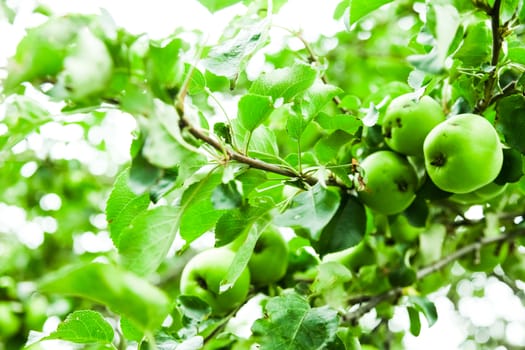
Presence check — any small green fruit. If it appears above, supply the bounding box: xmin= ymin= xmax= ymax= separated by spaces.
xmin=180 ymin=248 xmax=250 ymax=315
xmin=382 ymin=94 xmax=445 ymax=156
xmin=424 ymin=114 xmax=503 ymax=193
xmin=358 ymin=151 xmax=418 ymax=215
xmin=248 ymin=229 xmax=288 ymax=285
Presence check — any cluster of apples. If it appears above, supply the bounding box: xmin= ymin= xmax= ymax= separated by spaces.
xmin=357 ymin=93 xmax=505 ymax=215
xmin=179 ymin=228 xmax=288 ymax=315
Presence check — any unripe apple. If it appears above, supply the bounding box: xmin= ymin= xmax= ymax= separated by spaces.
xmin=423 ymin=114 xmax=503 ymax=193
xmin=358 ymin=151 xmax=419 ymax=215
xmin=248 ymin=229 xmax=288 ymax=286
xmin=180 ymin=248 xmax=250 ymax=315
xmin=382 ymin=94 xmax=445 ymax=156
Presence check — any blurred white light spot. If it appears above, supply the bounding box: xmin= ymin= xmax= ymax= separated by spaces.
xmin=17 ymin=222 xmax=45 ymax=249
xmin=514 ymin=216 xmax=524 ymax=224
xmin=0 ymin=203 xmax=27 ymax=233
xmin=35 ymin=216 xmax=58 ymax=234
xmin=11 ymin=139 xmax=28 ymax=154
xmin=464 ymin=205 xmax=483 ymax=220
xmin=43 ymin=316 xmax=61 ymax=334
xmin=73 ymin=231 xmax=114 ymax=254
xmin=90 ymin=213 xmax=107 ymax=230
xmin=506 ymin=321 xmax=525 ymax=346
xmin=87 ymin=125 xmax=104 ymax=145
xmin=20 ymin=161 xmax=38 ymax=178
xmin=0 ymin=123 xmax=7 ymax=135
xmin=39 ymin=193 xmax=62 ymax=211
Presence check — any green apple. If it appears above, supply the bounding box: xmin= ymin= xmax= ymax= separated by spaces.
xmin=322 ymin=241 xmax=376 ymax=272
xmin=0 ymin=302 xmax=21 ymax=339
xmin=358 ymin=150 xmax=419 ymax=215
xmin=180 ymin=248 xmax=250 ymax=315
xmin=248 ymin=229 xmax=289 ymax=285
xmin=388 ymin=214 xmax=423 ymax=243
xmin=382 ymin=94 xmax=445 ymax=156
xmin=424 ymin=113 xmax=503 ymax=193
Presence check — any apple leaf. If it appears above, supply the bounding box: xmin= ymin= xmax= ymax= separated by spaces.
xmin=105 ymin=169 xmax=150 ymax=244
xmin=252 ymin=292 xmax=338 ymax=349
xmin=4 ymin=15 xmax=87 ymax=92
xmin=315 ymin=113 xmax=362 ymax=134
xmin=407 ymin=296 xmax=438 ymax=328
xmin=220 ymin=207 xmax=273 ymax=292
xmin=146 ymin=38 xmax=186 ymax=102
xmin=347 ymin=0 xmax=394 ymax=27
xmin=118 ymin=206 xmax=179 ymax=276
xmin=313 ymin=195 xmax=366 ymax=256
xmin=204 ymin=17 xmax=268 ymax=78
xmin=238 ymin=94 xmax=274 ymax=132
xmin=54 ymin=27 xmax=113 ymax=101
xmin=179 ymin=172 xmax=226 ymax=244
xmin=453 ymin=21 xmax=491 ymax=67
xmin=211 ymin=180 xmax=244 ymax=210
xmin=1 ymin=95 xmax=52 ymax=152
xmin=120 ymin=317 xmax=144 ymax=342
xmin=250 ymin=63 xmax=317 ymax=103
xmin=43 ymin=310 xmax=114 ymax=344
xmin=197 ymin=0 xmax=243 ymax=13
xmin=407 ymin=306 xmax=422 ymax=336
xmin=426 ymin=4 xmax=461 ymax=67
xmin=38 ymin=262 xmax=171 ymax=332
xmin=496 ymin=94 xmax=525 ymax=154
xmin=274 ymin=184 xmax=341 ymax=241
xmin=299 ymin=82 xmax=343 ymax=119
xmin=311 ymin=262 xmax=352 ymax=310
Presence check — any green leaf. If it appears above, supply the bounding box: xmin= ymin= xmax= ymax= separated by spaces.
xmin=179 ymin=172 xmax=225 ymax=244
xmin=120 ymin=317 xmax=144 ymax=342
xmin=118 ymin=206 xmax=179 ymax=276
xmin=55 ymin=27 xmax=113 ymax=101
xmin=407 ymin=296 xmax=438 ymax=328
xmin=238 ymin=94 xmax=274 ymax=132
xmin=250 ymin=63 xmax=317 ymax=103
xmin=315 ymin=113 xmax=362 ymax=134
xmin=197 ymin=0 xmax=243 ymax=12
xmin=146 ymin=38 xmax=185 ymax=101
xmin=426 ymin=4 xmax=460 ymax=68
xmin=204 ymin=18 xmax=268 ymax=78
xmin=313 ymin=195 xmax=366 ymax=256
xmin=407 ymin=306 xmax=421 ymax=336
xmin=39 ymin=262 xmax=171 ymax=332
xmin=143 ymin=102 xmax=205 ymax=171
xmin=211 ymin=181 xmax=243 ymax=210
xmin=177 ymin=295 xmax=212 ymax=322
xmin=4 ymin=15 xmax=88 ymax=92
xmin=275 ymin=184 xmax=341 ymax=241
xmin=496 ymin=94 xmax=525 ymax=154
xmin=185 ymin=63 xmax=207 ymax=95
xmin=313 ymin=130 xmax=354 ymax=164
xmin=252 ymin=292 xmax=338 ymax=349
xmin=44 ymin=310 xmax=114 ymax=344
xmin=312 ymin=262 xmax=352 ymax=310
xmin=105 ymin=169 xmax=150 ymax=244
xmin=348 ymin=0 xmax=394 ymax=26
xmin=220 ymin=208 xmax=272 ymax=292
xmin=299 ymin=82 xmax=343 ymax=119
xmin=453 ymin=21 xmax=491 ymax=67
xmin=0 ymin=95 xmax=52 ymax=152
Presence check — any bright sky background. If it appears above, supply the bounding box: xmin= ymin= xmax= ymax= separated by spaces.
xmin=2 ymin=1 xmax=525 ymax=349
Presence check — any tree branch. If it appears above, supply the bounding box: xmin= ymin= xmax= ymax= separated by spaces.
xmin=475 ymin=0 xmax=503 ymax=113
xmin=341 ymin=228 xmax=524 ymax=325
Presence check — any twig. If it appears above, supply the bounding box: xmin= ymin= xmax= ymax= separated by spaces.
xmin=341 ymin=228 xmax=524 ymax=325
xmin=475 ymin=0 xmax=503 ymax=113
